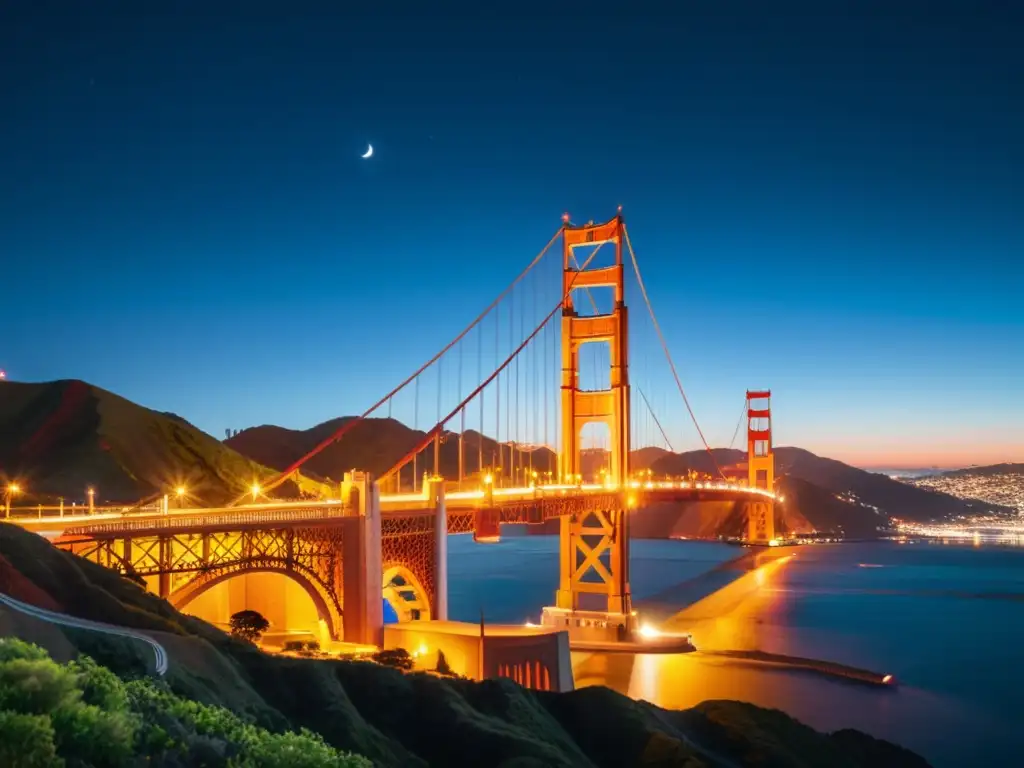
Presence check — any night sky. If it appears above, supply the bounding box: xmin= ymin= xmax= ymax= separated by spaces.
xmin=2 ymin=2 xmax=1021 ymax=469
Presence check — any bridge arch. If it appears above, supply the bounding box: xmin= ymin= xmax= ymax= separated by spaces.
xmin=382 ymin=564 xmax=431 ymax=622
xmin=169 ymin=561 xmax=343 ymax=640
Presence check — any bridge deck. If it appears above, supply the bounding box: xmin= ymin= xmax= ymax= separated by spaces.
xmin=8 ymin=482 xmax=774 ymax=540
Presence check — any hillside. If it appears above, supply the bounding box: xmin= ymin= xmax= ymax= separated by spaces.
xmin=776 ymin=476 xmax=888 ymax=538
xmin=0 ymin=379 xmax=326 ymax=506
xmin=228 ymin=419 xmax=559 ymax=485
xmin=904 ymin=463 xmax=1024 ymax=514
xmin=0 ymin=522 xmax=930 ymax=767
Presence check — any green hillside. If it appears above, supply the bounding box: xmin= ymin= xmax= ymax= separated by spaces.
xmin=0 ymin=523 xmax=930 ymax=767
xmin=0 ymin=380 xmax=327 ymax=506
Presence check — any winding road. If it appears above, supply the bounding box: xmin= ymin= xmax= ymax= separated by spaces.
xmin=0 ymin=591 xmax=168 ymax=675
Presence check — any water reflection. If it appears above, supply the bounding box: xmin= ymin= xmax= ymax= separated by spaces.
xmin=567 ymin=543 xmax=1023 ymax=768
xmin=448 ymin=535 xmax=1024 ymax=767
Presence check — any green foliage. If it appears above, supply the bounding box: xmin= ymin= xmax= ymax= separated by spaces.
xmin=0 ymin=710 xmax=61 ymax=768
xmin=0 ymin=638 xmax=372 ymax=768
xmin=0 ymin=638 xmax=50 ymax=663
xmin=229 ymin=610 xmax=270 ymax=642
xmin=371 ymin=648 xmax=413 ymax=670
xmin=0 ymin=657 xmax=80 ymax=713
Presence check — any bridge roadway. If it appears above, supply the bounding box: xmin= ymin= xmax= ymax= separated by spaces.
xmin=11 ymin=481 xmax=775 ymax=540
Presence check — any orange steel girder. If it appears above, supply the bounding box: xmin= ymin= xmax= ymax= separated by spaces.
xmin=556 ymin=213 xmax=632 ymax=618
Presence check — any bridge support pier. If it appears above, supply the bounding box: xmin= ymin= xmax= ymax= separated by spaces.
xmin=543 ymin=501 xmax=636 ymax=642
xmin=425 ymin=477 xmax=448 ymax=621
xmin=341 ymin=471 xmax=383 ymax=646
xmin=746 ymin=499 xmax=775 ymax=543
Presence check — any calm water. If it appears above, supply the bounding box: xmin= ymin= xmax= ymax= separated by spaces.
xmin=447 ymin=533 xmax=1024 ymax=768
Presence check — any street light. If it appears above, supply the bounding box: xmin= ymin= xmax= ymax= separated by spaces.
xmin=5 ymin=483 xmax=21 ymax=518
xmin=87 ymin=487 xmax=95 ymax=514
xmin=176 ymin=486 xmax=186 ymax=508
xmin=250 ymin=483 xmax=260 ymax=502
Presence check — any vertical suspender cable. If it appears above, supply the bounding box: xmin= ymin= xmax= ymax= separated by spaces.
xmin=624 ymin=226 xmax=724 ymax=479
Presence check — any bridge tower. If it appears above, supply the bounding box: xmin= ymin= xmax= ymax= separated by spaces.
xmin=558 ymin=212 xmax=631 ymax=485
xmin=549 ymin=211 xmax=634 ymax=639
xmin=745 ymin=390 xmax=776 ymax=542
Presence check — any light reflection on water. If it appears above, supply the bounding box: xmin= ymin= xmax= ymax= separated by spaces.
xmin=447 ymin=533 xmax=1024 ymax=768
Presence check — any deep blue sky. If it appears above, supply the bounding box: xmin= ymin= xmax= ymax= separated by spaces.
xmin=2 ymin=2 xmax=1021 ymax=468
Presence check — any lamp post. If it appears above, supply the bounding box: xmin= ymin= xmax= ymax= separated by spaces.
xmin=4 ymin=484 xmax=20 ymax=518
xmin=176 ymin=486 xmax=186 ymax=509
xmin=87 ymin=487 xmax=95 ymax=514
xmin=250 ymin=483 xmax=260 ymax=503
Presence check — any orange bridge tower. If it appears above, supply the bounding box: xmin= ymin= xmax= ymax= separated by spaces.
xmin=745 ymin=389 xmax=776 ymax=542
xmin=547 ymin=211 xmax=634 ymax=639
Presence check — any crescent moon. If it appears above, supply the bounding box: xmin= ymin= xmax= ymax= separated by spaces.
xmin=361 ymin=144 xmax=373 ymax=159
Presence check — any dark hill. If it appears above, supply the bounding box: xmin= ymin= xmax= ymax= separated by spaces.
xmin=630 ymin=446 xmax=674 ymax=470
xmin=774 ymin=447 xmax=1013 ymax=520
xmin=0 ymin=379 xmax=326 ymax=505
xmin=228 ymin=419 xmax=560 ymax=485
xmin=939 ymin=462 xmax=1024 ymax=478
xmin=648 ymin=446 xmax=1008 ymax=523
xmin=776 ymin=476 xmax=887 ymax=538
xmin=0 ymin=522 xmax=930 ymax=768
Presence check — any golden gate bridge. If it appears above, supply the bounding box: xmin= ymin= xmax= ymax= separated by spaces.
xmin=10 ymin=210 xmax=778 ymax=670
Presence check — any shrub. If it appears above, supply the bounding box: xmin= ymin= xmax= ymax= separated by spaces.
xmin=229 ymin=610 xmax=270 ymax=643
xmin=371 ymin=648 xmax=414 ymax=671
xmin=0 ymin=710 xmax=60 ymax=768
xmin=283 ymin=639 xmax=321 ymax=653
xmin=0 ymin=637 xmax=372 ymax=767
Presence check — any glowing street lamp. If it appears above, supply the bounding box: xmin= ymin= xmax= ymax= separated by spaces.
xmin=5 ymin=483 xmax=21 ymax=518
xmin=176 ymin=486 xmax=186 ymax=508
xmin=86 ymin=486 xmax=95 ymax=514
xmin=250 ymin=483 xmax=261 ymax=502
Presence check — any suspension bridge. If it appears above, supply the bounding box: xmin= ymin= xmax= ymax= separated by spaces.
xmin=10 ymin=210 xmax=778 ymax=652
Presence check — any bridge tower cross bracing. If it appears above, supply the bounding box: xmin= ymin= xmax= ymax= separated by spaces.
xmin=552 ymin=212 xmax=634 ymax=633
xmin=745 ymin=390 xmax=776 ymax=542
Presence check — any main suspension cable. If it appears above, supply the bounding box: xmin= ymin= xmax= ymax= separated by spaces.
xmin=233 ymin=226 xmax=565 ymax=502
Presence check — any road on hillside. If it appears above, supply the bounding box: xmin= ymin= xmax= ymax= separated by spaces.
xmin=0 ymin=591 xmax=168 ymax=675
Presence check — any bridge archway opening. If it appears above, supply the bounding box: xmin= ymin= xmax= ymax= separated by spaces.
xmin=578 ymin=421 xmax=611 ymax=482
xmin=173 ymin=569 xmax=332 ymax=648
xmin=577 ymin=340 xmax=612 ymax=393
xmin=382 ymin=565 xmax=431 ymax=623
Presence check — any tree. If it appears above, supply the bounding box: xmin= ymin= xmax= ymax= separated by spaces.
xmin=435 ymin=650 xmax=453 ymax=676
xmin=229 ymin=610 xmax=270 ymax=643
